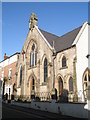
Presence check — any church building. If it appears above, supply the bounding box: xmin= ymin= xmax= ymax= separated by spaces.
xmin=15 ymin=13 xmax=90 ymax=102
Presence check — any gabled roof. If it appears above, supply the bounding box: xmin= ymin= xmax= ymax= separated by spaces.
xmin=54 ymin=26 xmax=82 ymax=52
xmin=39 ymin=29 xmax=59 ymax=47
xmin=39 ymin=26 xmax=82 ymax=53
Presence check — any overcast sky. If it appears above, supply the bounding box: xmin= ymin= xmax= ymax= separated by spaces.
xmin=1 ymin=2 xmax=88 ymax=61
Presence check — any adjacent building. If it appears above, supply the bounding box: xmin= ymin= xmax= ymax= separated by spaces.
xmin=0 ymin=53 xmax=20 ymax=99
xmin=14 ymin=13 xmax=90 ymax=102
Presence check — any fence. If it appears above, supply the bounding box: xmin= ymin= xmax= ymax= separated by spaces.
xmin=35 ymin=92 xmax=52 ymax=101
xmin=14 ymin=90 xmax=87 ymax=103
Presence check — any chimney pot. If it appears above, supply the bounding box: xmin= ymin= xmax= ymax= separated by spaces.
xmin=4 ymin=53 xmax=8 ymax=60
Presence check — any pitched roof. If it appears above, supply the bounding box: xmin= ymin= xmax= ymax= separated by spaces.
xmin=39 ymin=29 xmax=59 ymax=47
xmin=39 ymin=26 xmax=82 ymax=53
xmin=0 ymin=52 xmax=20 ymax=63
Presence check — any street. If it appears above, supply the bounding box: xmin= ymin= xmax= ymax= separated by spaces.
xmin=2 ymin=102 xmax=87 ymax=120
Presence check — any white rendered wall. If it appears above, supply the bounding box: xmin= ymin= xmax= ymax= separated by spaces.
xmin=0 ymin=54 xmax=18 ymax=68
xmin=5 ymin=84 xmax=12 ymax=95
xmin=76 ymin=24 xmax=89 ymax=101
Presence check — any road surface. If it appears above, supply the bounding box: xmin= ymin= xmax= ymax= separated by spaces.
xmin=2 ymin=102 xmax=87 ymax=120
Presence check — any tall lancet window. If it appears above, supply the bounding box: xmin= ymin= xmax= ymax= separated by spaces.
xmin=44 ymin=58 xmax=48 ymax=82
xmin=30 ymin=43 xmax=37 ymax=67
xmin=32 ymin=53 xmax=34 ymax=67
xmin=20 ymin=66 xmax=22 ymax=85
xmin=35 ymin=49 xmax=37 ymax=66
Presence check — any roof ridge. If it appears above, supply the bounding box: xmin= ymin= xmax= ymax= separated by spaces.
xmin=59 ymin=26 xmax=82 ymax=38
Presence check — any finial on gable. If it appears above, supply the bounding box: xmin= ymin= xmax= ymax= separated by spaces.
xmin=29 ymin=12 xmax=38 ymax=30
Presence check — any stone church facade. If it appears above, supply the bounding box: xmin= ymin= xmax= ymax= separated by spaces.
xmin=15 ymin=13 xmax=90 ymax=102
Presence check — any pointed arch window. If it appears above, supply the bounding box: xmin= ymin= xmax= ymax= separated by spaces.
xmin=84 ymin=75 xmax=87 ymax=81
xmin=30 ymin=43 xmax=37 ymax=67
xmin=88 ymin=74 xmax=90 ymax=82
xmin=69 ymin=77 xmax=73 ymax=92
xmin=20 ymin=66 xmax=22 ymax=85
xmin=44 ymin=58 xmax=48 ymax=82
xmin=62 ymin=56 xmax=66 ymax=68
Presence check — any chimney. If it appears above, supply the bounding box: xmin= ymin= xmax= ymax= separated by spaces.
xmin=4 ymin=53 xmax=8 ymax=60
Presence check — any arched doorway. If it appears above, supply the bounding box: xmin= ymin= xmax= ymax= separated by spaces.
xmin=30 ymin=76 xmax=35 ymax=95
xmin=57 ymin=77 xmax=63 ymax=100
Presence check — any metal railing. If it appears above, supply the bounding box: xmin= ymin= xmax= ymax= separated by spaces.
xmin=13 ymin=90 xmax=87 ymax=103
xmin=35 ymin=92 xmax=52 ymax=101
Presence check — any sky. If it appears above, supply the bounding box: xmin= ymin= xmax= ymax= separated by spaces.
xmin=1 ymin=2 xmax=88 ymax=61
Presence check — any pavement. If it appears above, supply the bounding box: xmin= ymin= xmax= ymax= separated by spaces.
xmin=2 ymin=101 xmax=88 ymax=120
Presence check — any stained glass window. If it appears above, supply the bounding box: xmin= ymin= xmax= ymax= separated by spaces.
xmin=30 ymin=43 xmax=37 ymax=67
xmin=32 ymin=43 xmax=35 ymax=51
xmin=35 ymin=49 xmax=37 ymax=66
xmin=32 ymin=53 xmax=34 ymax=67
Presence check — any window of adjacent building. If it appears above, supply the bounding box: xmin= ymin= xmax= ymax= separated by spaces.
xmin=30 ymin=43 xmax=37 ymax=67
xmin=58 ymin=77 xmax=63 ymax=95
xmin=13 ymin=83 xmax=15 ymax=93
xmin=84 ymin=75 xmax=87 ymax=81
xmin=69 ymin=77 xmax=73 ymax=92
xmin=44 ymin=58 xmax=48 ymax=82
xmin=6 ymin=88 xmax=8 ymax=93
xmin=9 ymin=69 xmax=12 ymax=80
xmin=9 ymin=88 xmax=10 ymax=95
xmin=1 ymin=71 xmax=4 ymax=81
xmin=20 ymin=66 xmax=22 ymax=85
xmin=62 ymin=56 xmax=66 ymax=68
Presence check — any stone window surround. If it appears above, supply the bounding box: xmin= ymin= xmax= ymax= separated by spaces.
xmin=59 ymin=53 xmax=68 ymax=70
